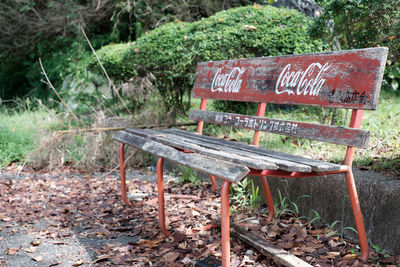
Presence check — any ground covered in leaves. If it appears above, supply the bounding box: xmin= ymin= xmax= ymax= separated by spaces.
xmin=0 ymin=166 xmax=399 ymax=266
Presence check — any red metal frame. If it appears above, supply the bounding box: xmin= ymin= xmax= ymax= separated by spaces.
xmin=157 ymin=158 xmax=172 ymax=237
xmin=220 ymin=180 xmax=231 ymax=267
xmin=196 ymin=98 xmax=217 ymax=191
xmin=252 ymin=103 xmax=266 ymax=147
xmin=119 ymin=143 xmax=132 ymax=207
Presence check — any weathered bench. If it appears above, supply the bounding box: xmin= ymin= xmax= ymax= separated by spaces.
xmin=113 ymin=47 xmax=388 ymax=266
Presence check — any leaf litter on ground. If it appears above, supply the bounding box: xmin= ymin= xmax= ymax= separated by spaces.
xmin=0 ymin=165 xmax=399 ymax=266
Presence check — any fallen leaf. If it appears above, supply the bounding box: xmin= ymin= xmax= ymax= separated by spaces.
xmin=72 ymin=259 xmax=84 ymax=266
xmin=24 ymin=246 xmax=38 ymax=253
xmin=30 ymin=240 xmax=42 ymax=246
xmin=253 ymin=3 xmax=262 ymax=9
xmin=243 ymin=25 xmax=258 ymax=31
xmin=138 ymin=238 xmax=164 ymax=247
xmin=163 ymin=251 xmax=180 ymax=263
xmin=32 ymin=256 xmax=43 ymax=262
xmin=6 ymin=247 xmax=19 ymax=255
xmin=343 ymin=253 xmax=358 ymax=260
xmin=1 ymin=217 xmax=11 ymax=222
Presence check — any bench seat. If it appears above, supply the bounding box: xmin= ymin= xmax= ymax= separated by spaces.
xmin=114 ymin=128 xmax=346 ymax=182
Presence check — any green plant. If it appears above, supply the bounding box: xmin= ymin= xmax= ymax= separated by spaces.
xmin=231 ymin=177 xmax=262 ymax=209
xmin=309 ymin=0 xmax=400 ymax=92
xmin=97 ymin=5 xmax=327 ymax=114
xmin=0 ymin=99 xmax=61 ymax=168
xmin=178 ymin=166 xmax=201 ymax=186
xmin=274 ymin=188 xmax=300 ymax=218
xmin=372 ymin=244 xmax=390 ymax=258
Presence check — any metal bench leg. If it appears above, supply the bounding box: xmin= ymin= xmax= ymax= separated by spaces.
xmin=119 ymin=143 xmax=132 ymax=207
xmin=157 ymin=158 xmax=172 ymax=237
xmin=344 ymin=169 xmax=368 ymax=262
xmin=221 ymin=180 xmax=231 ymax=267
xmin=260 ymin=176 xmax=275 ymax=222
xmin=210 ymin=175 xmax=217 ymax=191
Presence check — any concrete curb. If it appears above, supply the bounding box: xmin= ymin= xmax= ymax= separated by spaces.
xmin=251 ymin=169 xmax=400 ymax=255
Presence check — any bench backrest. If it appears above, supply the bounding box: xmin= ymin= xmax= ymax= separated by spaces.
xmin=189 ymin=47 xmax=388 ymax=151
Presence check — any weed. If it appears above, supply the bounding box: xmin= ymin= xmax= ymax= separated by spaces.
xmin=231 ymin=178 xmax=262 ymax=210
xmin=274 ymin=189 xmax=299 ymax=218
xmin=178 ymin=166 xmax=201 ymax=187
xmin=372 ymin=244 xmax=390 ymax=258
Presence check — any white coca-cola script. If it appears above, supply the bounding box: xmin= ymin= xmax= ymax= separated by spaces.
xmin=211 ymin=67 xmax=245 ymax=93
xmin=275 ymin=63 xmax=331 ymax=96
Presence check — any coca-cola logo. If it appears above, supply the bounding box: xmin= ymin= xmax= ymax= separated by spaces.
xmin=275 ymin=63 xmax=331 ymax=96
xmin=211 ymin=67 xmax=245 ymax=93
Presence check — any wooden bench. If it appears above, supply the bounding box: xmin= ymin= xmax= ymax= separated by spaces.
xmin=113 ymin=47 xmax=388 ymax=266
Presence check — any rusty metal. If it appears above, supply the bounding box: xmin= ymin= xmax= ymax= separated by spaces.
xmin=197 ymin=98 xmax=208 ymax=134
xmin=119 ymin=143 xmax=132 ymax=206
xmin=260 ymin=176 xmax=274 ymax=221
xmin=252 ymin=103 xmax=266 ymax=147
xmin=345 ymin=169 xmax=368 ymax=262
xmin=210 ymin=175 xmax=217 ymax=191
xmin=156 ymin=157 xmax=172 ymax=237
xmin=248 ymin=169 xmax=347 ymax=178
xmin=343 ymin=109 xmax=368 ymax=262
xmin=220 ymin=180 xmax=231 ymax=267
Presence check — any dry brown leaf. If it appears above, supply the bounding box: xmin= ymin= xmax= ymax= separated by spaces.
xmin=30 ymin=240 xmax=42 ymax=246
xmin=6 ymin=247 xmax=19 ymax=255
xmin=343 ymin=253 xmax=358 ymax=260
xmin=72 ymin=259 xmax=84 ymax=266
xmin=243 ymin=25 xmax=258 ymax=31
xmin=32 ymin=256 xmax=43 ymax=262
xmin=1 ymin=217 xmax=11 ymax=222
xmin=163 ymin=251 xmax=180 ymax=263
xmin=24 ymin=246 xmax=37 ymax=253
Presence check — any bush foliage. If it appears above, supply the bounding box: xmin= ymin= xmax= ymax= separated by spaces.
xmin=96 ymin=5 xmax=327 ymax=113
xmin=309 ymin=0 xmax=400 ymax=91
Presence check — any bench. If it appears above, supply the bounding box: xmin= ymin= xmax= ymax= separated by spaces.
xmin=113 ymin=47 xmax=388 ymax=266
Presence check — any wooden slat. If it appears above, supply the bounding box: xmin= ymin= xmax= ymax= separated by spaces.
xmin=167 ymin=129 xmax=342 ymax=172
xmin=189 ymin=110 xmax=370 ymax=148
xmin=157 ymin=129 xmax=314 ymax=172
xmin=148 ymin=129 xmax=313 ymax=172
xmin=193 ymin=47 xmax=387 ymax=110
xmin=231 ymin=222 xmax=313 ymax=267
xmin=125 ymin=128 xmax=278 ymax=170
xmin=113 ymin=131 xmax=250 ymax=182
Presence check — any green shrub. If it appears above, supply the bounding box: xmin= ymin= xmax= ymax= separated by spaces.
xmin=96 ymin=5 xmax=327 ymax=114
xmin=309 ymin=0 xmax=400 ymax=91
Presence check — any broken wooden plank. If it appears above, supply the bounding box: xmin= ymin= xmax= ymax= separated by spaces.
xmin=126 ymin=128 xmax=278 ymax=170
xmin=189 ymin=110 xmax=371 ymax=148
xmin=167 ymin=129 xmax=342 ymax=172
xmin=231 ymin=222 xmax=312 ymax=267
xmin=113 ymin=131 xmax=250 ymax=183
xmin=135 ymin=128 xmax=312 ymax=172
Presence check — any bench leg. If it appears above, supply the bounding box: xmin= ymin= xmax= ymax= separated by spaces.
xmin=260 ymin=176 xmax=275 ymax=222
xmin=157 ymin=158 xmax=172 ymax=237
xmin=119 ymin=143 xmax=132 ymax=207
xmin=220 ymin=180 xmax=231 ymax=267
xmin=210 ymin=175 xmax=217 ymax=191
xmin=344 ymin=170 xmax=369 ymax=262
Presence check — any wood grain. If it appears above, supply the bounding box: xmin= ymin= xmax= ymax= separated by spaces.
xmin=189 ymin=110 xmax=370 ymax=148
xmin=167 ymin=129 xmax=342 ymax=172
xmin=193 ymin=47 xmax=387 ymax=110
xmin=113 ymin=131 xmax=250 ymax=182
